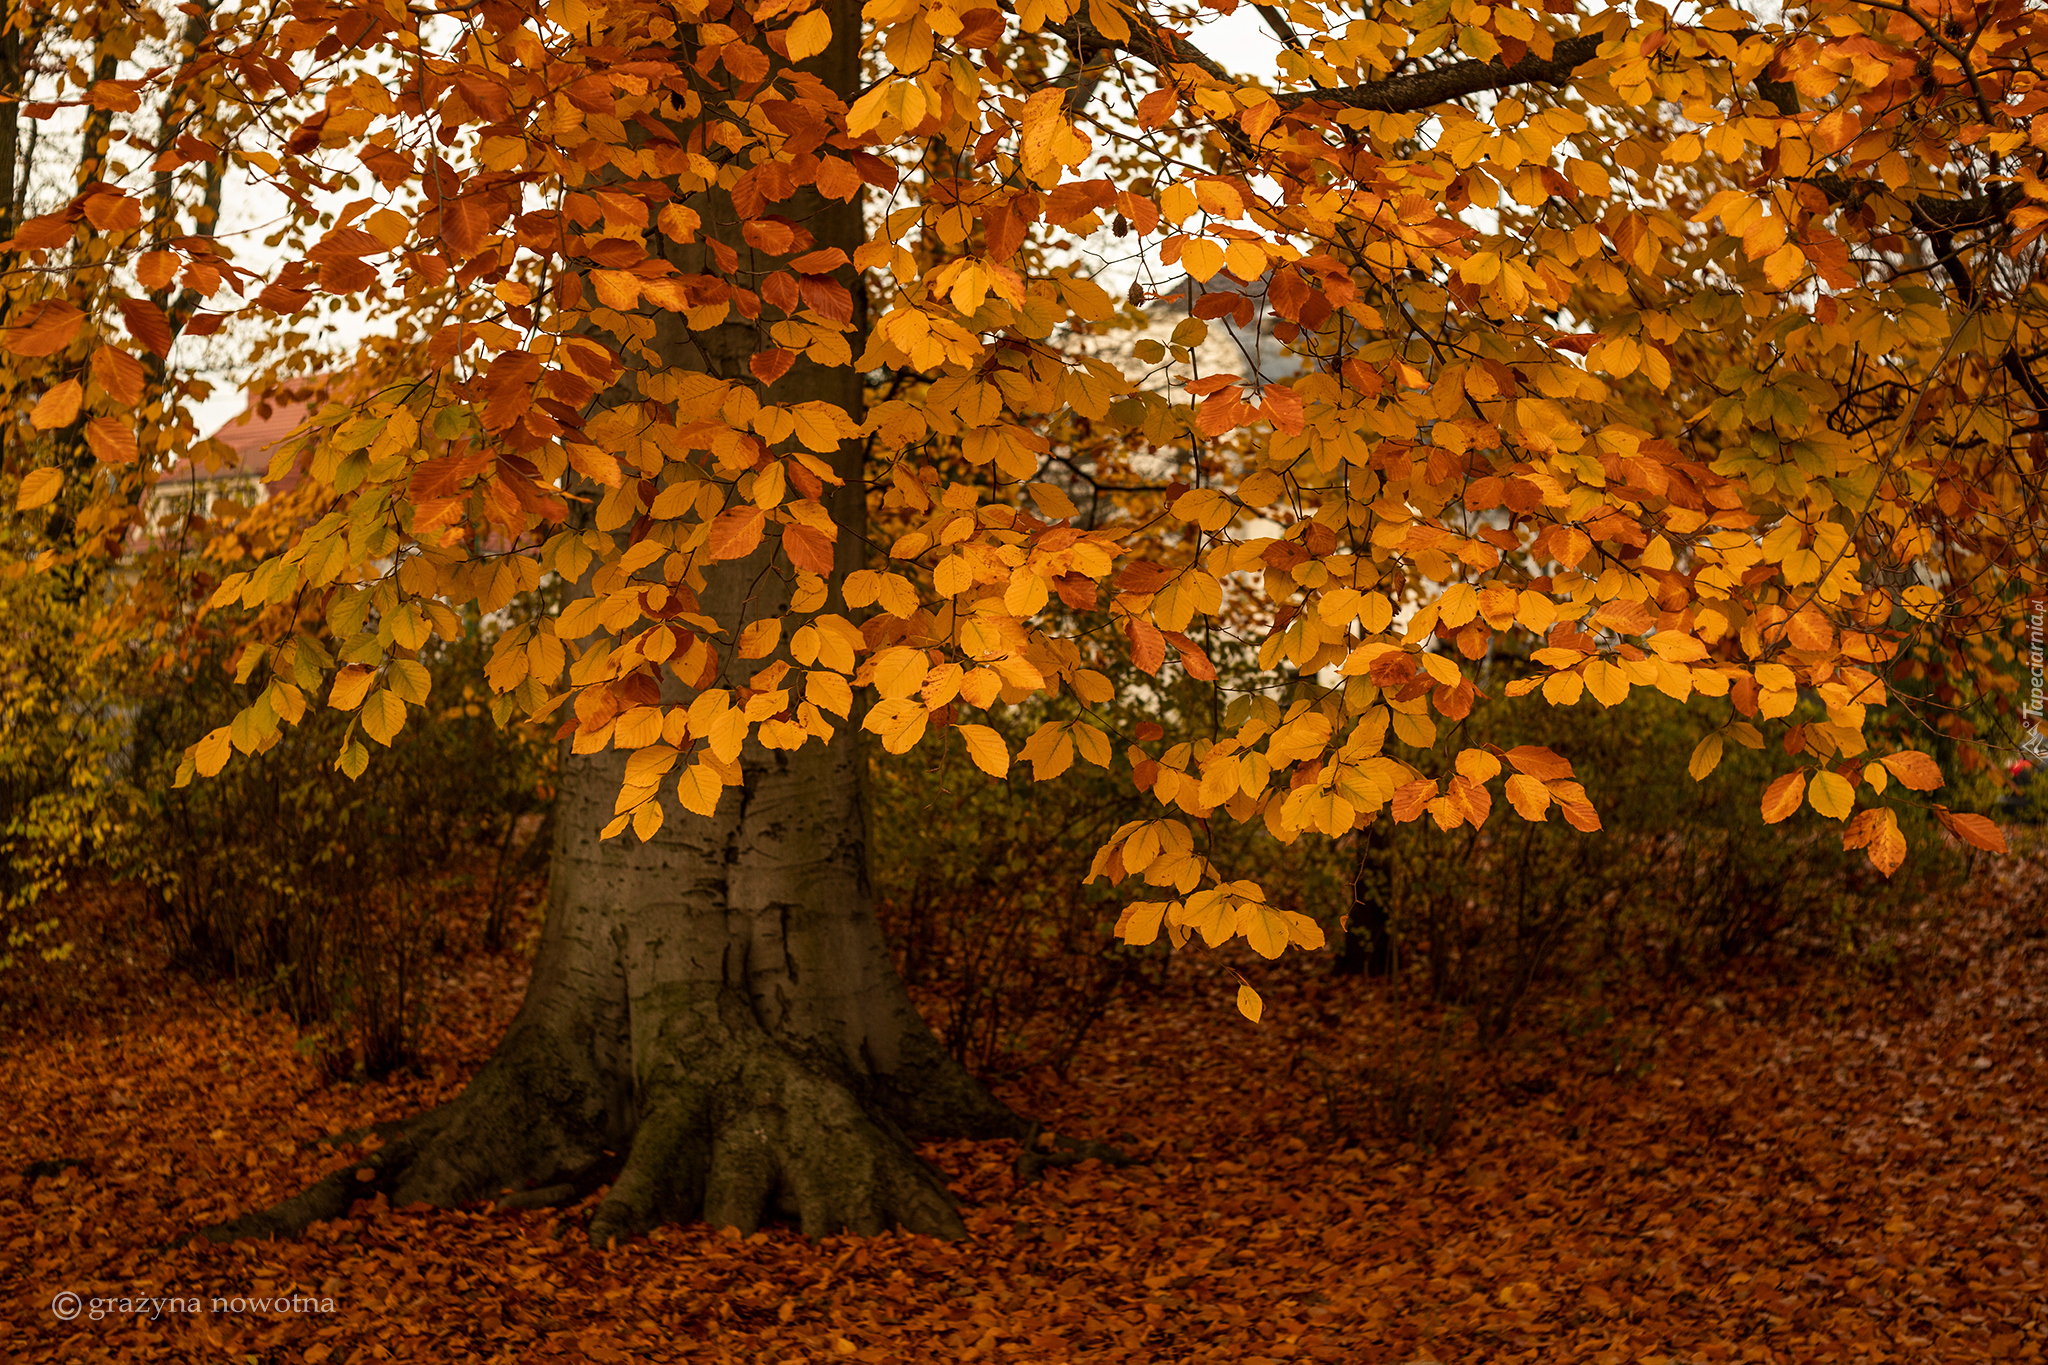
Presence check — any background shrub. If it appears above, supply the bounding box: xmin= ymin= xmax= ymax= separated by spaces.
xmin=114 ymin=612 xmax=554 ymax=1078
xmin=1376 ymin=690 xmax=1966 ymax=1042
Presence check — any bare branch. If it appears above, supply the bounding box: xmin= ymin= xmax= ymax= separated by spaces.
xmin=1053 ymin=8 xmax=1604 ymax=116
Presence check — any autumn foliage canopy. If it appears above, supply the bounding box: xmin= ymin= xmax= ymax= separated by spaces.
xmin=5 ymin=0 xmax=2039 ymax=1009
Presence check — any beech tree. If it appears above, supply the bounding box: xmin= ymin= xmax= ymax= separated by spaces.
xmin=3 ymin=0 xmax=2037 ymax=1242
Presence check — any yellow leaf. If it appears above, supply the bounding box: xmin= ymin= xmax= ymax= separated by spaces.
xmin=1808 ymin=769 xmax=1854 ymax=820
xmin=1504 ymin=773 xmax=1550 ymax=821
xmin=1236 ymin=982 xmax=1263 ymax=1023
xmin=872 ymin=645 xmax=929 ymax=699
xmin=1583 ymin=659 xmax=1629 ymax=707
xmin=632 ymin=801 xmax=664 ymax=842
xmin=789 ymin=402 xmax=855 ymax=452
xmin=194 ymin=726 xmax=232 ymax=778
xmin=957 ymin=723 xmax=1009 ymax=777
xmin=14 ymin=467 xmax=62 ymax=510
xmin=677 ymin=763 xmax=724 ymax=816
xmin=1180 ymin=237 xmax=1224 ymax=282
xmin=1237 ymin=903 xmax=1289 ymax=959
xmin=738 ymin=618 xmax=782 ymax=659
xmin=807 ymin=670 xmax=853 ymax=717
xmin=613 ymin=706 xmax=663 ymax=749
xmin=1025 ymin=481 xmax=1078 ymax=520
xmin=360 ymin=690 xmax=405 ymax=746
xmin=387 ymin=659 xmax=430 ymax=704
xmin=1115 ymin=900 xmax=1168 ymax=946
xmin=1762 ymin=242 xmax=1805 ymax=289
xmin=1454 ymin=748 xmax=1501 ymax=783
xmin=786 ymin=8 xmax=832 ymax=60
xmin=863 ymin=697 xmax=928 ymax=754
xmin=1688 ymin=734 xmax=1723 ymax=781
xmin=330 ymin=666 xmax=375 ymax=711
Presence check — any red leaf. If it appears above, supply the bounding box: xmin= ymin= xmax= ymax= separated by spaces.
xmin=749 ymin=349 xmax=796 ymax=386
xmin=798 ymin=275 xmax=853 ymax=323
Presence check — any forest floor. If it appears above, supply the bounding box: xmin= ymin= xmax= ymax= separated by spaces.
xmin=2 ymin=839 xmax=2045 ymax=1365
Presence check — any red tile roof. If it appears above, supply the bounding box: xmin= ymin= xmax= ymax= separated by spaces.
xmin=165 ymin=380 xmax=333 ymax=494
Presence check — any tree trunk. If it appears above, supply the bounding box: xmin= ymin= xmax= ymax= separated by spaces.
xmin=206 ymin=8 xmax=1025 ymax=1247
xmin=1334 ymin=818 xmax=1394 ymax=977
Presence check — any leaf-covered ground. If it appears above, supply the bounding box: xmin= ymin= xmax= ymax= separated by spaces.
xmin=4 ymin=844 xmax=2044 ymax=1364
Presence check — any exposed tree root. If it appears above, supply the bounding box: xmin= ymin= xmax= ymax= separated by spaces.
xmin=198 ymin=985 xmax=1036 ymax=1247
xmin=1012 ymin=1120 xmax=1133 ymax=1185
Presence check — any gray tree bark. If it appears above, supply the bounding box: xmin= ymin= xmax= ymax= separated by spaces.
xmin=205 ymin=8 xmax=1025 ymax=1247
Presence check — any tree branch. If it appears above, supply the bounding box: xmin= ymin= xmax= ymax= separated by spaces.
xmin=1053 ymin=8 xmax=1605 ymax=117
xmin=1251 ymin=4 xmax=1305 ymax=52
xmin=1273 ymin=33 xmax=1604 ymax=112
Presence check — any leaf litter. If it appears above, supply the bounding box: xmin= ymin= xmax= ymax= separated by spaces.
xmin=2 ymin=841 xmax=2042 ymax=1363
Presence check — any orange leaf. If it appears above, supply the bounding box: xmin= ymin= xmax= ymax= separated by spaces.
xmin=1503 ymin=745 xmax=1572 ymax=782
xmin=14 ymin=467 xmax=63 ymax=511
xmin=783 ymin=522 xmax=837 ymax=574
xmin=1878 ymin=750 xmax=1943 ymax=792
xmin=136 ymin=250 xmax=181 ymax=292
xmin=1391 ymin=779 xmax=1436 ymax=823
xmin=707 ymin=506 xmax=766 ymax=561
xmin=88 ymin=79 xmax=141 ymax=111
xmin=441 ymin=196 xmax=490 ymax=258
xmin=6 ymin=212 xmax=79 ymax=252
xmin=84 ymin=417 xmax=138 ymax=465
xmin=2 ymin=300 xmax=85 ymax=357
xmin=1936 ymin=809 xmax=2007 ymax=854
xmin=118 ymin=297 xmax=174 ymax=357
xmin=1843 ymin=807 xmax=1906 ymax=876
xmin=82 ymin=192 xmax=142 ymax=232
xmin=1760 ymin=770 xmax=1806 ymax=824
xmin=1126 ymin=617 xmax=1166 ymax=675
xmin=91 ymin=346 xmax=147 ymax=408
xmin=30 ymin=379 xmax=83 ymax=431
xmin=1260 ymin=383 xmax=1305 ymax=435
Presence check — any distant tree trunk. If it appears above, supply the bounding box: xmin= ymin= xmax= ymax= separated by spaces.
xmin=1334 ymin=818 xmax=1394 ymax=977
xmin=207 ymin=9 xmax=1024 ymax=1247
